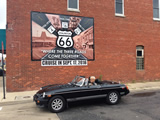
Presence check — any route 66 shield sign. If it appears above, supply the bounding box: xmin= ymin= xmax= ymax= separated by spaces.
xmin=56 ymin=31 xmax=74 ymax=48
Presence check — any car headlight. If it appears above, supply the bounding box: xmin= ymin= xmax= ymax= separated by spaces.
xmin=42 ymin=92 xmax=45 ymax=98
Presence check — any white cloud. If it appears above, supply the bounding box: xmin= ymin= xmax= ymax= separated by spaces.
xmin=0 ymin=0 xmax=6 ymax=29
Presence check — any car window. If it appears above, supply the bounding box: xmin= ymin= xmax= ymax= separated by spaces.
xmin=84 ymin=78 xmax=88 ymax=86
xmin=75 ymin=78 xmax=85 ymax=86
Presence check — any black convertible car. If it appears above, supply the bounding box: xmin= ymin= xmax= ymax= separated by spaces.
xmin=33 ymin=76 xmax=129 ymax=113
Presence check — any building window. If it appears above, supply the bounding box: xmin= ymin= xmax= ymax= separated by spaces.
xmin=153 ymin=0 xmax=160 ymax=19
xmin=136 ymin=46 xmax=144 ymax=70
xmin=67 ymin=0 xmax=79 ymax=12
xmin=115 ymin=0 xmax=124 ymax=16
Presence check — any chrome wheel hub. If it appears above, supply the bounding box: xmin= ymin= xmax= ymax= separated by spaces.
xmin=52 ymin=98 xmax=63 ymax=111
xmin=109 ymin=92 xmax=118 ymax=103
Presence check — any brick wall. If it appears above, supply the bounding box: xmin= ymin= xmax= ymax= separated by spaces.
xmin=6 ymin=0 xmax=160 ymax=92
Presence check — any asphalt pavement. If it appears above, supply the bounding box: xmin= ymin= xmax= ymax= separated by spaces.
xmin=57 ymin=90 xmax=160 ymax=120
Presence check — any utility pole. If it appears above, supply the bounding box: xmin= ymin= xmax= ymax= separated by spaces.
xmin=2 ymin=41 xmax=5 ymax=99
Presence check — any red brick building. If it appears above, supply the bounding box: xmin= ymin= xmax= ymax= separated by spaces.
xmin=6 ymin=0 xmax=160 ymax=92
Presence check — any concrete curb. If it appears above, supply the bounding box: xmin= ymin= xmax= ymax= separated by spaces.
xmin=0 ymin=90 xmax=37 ymax=103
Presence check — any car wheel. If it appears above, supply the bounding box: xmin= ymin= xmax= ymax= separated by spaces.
xmin=48 ymin=95 xmax=66 ymax=113
xmin=106 ymin=91 xmax=120 ymax=105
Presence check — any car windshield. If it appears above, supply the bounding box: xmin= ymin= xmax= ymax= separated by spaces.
xmin=71 ymin=76 xmax=86 ymax=86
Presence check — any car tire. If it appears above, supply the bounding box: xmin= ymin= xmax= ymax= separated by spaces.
xmin=106 ymin=91 xmax=120 ymax=105
xmin=48 ymin=95 xmax=66 ymax=113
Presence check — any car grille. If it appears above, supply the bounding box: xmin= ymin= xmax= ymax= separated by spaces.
xmin=35 ymin=93 xmax=42 ymax=98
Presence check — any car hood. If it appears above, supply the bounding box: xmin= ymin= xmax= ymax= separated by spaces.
xmin=37 ymin=83 xmax=73 ymax=94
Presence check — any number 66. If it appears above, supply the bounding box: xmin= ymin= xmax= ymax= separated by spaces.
xmin=57 ymin=36 xmax=74 ymax=48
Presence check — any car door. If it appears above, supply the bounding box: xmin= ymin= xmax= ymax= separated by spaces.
xmin=86 ymin=84 xmax=102 ymax=97
xmin=69 ymin=84 xmax=102 ymax=101
xmin=65 ymin=79 xmax=103 ymax=100
xmin=63 ymin=78 xmax=89 ymax=99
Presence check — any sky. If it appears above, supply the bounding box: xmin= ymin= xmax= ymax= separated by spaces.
xmin=0 ymin=0 xmax=6 ymax=29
